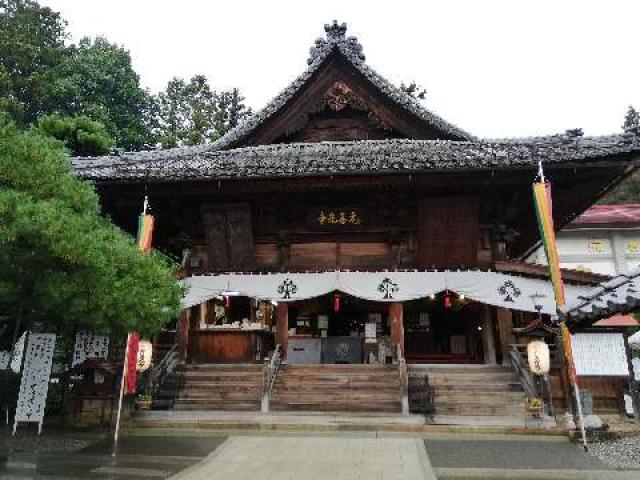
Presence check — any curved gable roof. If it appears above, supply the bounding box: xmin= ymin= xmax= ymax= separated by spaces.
xmin=212 ymin=21 xmax=474 ymax=150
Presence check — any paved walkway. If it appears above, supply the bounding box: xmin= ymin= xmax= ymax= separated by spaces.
xmin=170 ymin=436 xmax=436 ymax=480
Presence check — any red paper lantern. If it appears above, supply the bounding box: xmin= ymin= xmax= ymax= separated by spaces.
xmin=333 ymin=293 xmax=340 ymax=312
xmin=444 ymin=293 xmax=452 ymax=309
xmin=224 ymin=296 xmax=231 ymax=309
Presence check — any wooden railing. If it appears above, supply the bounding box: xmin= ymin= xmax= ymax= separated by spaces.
xmin=261 ymin=344 xmax=282 ymax=413
xmin=396 ymin=344 xmax=409 ymax=415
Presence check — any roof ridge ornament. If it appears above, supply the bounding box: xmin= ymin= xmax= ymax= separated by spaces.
xmin=308 ymin=20 xmax=365 ymax=65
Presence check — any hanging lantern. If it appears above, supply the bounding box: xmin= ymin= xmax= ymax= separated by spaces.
xmin=444 ymin=293 xmax=452 ymax=309
xmin=224 ymin=296 xmax=231 ymax=309
xmin=136 ymin=340 xmax=153 ymax=372
xmin=333 ymin=293 xmax=340 ymax=313
xmin=527 ymin=339 xmax=550 ymax=376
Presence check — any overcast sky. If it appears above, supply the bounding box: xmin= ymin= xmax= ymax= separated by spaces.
xmin=42 ymin=0 xmax=639 ymax=138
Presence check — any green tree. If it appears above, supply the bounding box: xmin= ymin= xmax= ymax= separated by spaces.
xmin=42 ymin=37 xmax=154 ymax=151
xmin=0 ymin=117 xmax=182 ymax=337
xmin=601 ymin=105 xmax=640 ymax=204
xmin=36 ymin=114 xmax=114 ymax=156
xmin=0 ymin=0 xmax=68 ymax=123
xmin=400 ymin=81 xmax=427 ymax=100
xmin=622 ymin=105 xmax=640 ymax=136
xmin=213 ymin=87 xmax=251 ymax=138
xmin=154 ymin=76 xmax=251 ymax=147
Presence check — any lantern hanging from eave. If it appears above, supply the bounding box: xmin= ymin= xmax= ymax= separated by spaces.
xmin=527 ymin=339 xmax=550 ymax=376
xmin=333 ymin=293 xmax=340 ymax=313
xmin=136 ymin=340 xmax=153 ymax=372
xmin=444 ymin=292 xmax=452 ymax=309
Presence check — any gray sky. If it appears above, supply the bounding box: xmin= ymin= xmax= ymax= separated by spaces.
xmin=42 ymin=0 xmax=639 ymax=138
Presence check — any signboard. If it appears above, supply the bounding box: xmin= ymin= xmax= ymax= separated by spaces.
xmin=72 ymin=331 xmax=109 ymax=367
xmin=0 ymin=350 xmax=10 ymax=370
xmin=572 ymin=333 xmax=630 ymax=377
xmin=10 ymin=332 xmax=27 ymax=373
xmin=14 ymin=333 xmax=57 ymax=435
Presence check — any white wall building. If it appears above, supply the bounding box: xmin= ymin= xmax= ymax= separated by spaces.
xmin=528 ymin=204 xmax=640 ymax=276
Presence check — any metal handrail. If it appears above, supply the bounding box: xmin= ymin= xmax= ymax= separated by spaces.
xmin=509 ymin=345 xmax=537 ymax=399
xmin=150 ymin=343 xmax=180 ymax=401
xmin=262 ymin=344 xmax=282 ymax=412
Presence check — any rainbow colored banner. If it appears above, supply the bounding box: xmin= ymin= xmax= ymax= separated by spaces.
xmin=560 ymin=323 xmax=577 ymax=385
xmin=533 ymin=181 xmax=565 ymax=307
xmin=137 ymin=214 xmax=154 ymax=254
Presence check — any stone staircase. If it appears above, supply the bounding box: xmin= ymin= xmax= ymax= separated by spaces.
xmin=409 ymin=364 xmax=526 ymax=417
xmin=154 ymin=363 xmax=264 ymax=411
xmin=270 ymin=364 xmax=403 ymax=413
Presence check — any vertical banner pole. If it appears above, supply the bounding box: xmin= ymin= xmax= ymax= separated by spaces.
xmin=573 ymin=382 xmax=588 ymax=450
xmin=112 ymin=333 xmax=131 ymax=457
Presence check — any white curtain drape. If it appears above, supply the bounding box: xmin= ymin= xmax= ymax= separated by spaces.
xmin=180 ymin=270 xmax=591 ymax=315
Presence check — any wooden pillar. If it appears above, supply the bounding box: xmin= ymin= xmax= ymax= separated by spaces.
xmin=178 ymin=308 xmax=190 ymax=361
xmin=496 ymin=307 xmax=515 ymax=366
xmin=624 ymin=333 xmax=640 ymax=427
xmin=389 ymin=302 xmax=404 ymax=357
xmin=276 ymin=302 xmax=289 ymax=359
xmin=481 ymin=305 xmax=497 ymax=364
xmin=555 ymin=332 xmax=574 ymax=415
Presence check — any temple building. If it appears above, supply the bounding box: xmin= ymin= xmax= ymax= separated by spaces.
xmin=73 ymin=22 xmax=640 ymax=421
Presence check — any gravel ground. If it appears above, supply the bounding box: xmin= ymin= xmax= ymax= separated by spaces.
xmin=588 ymin=434 xmax=640 ymax=470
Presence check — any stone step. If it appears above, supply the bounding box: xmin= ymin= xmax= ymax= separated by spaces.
xmin=173 ymin=401 xmax=260 ymax=411
xmin=273 ymin=391 xmax=400 ymax=401
xmin=275 ymin=383 xmax=400 ymax=393
xmin=176 ymin=363 xmax=264 ymax=373
xmin=409 ymin=365 xmax=512 ymax=373
xmin=424 ymin=382 xmax=523 ymax=391
xmin=434 ymin=404 xmax=524 ymax=416
xmin=433 ymin=391 xmax=525 ymax=402
xmin=269 ymin=400 xmax=401 ymax=413
xmin=177 ymin=381 xmax=262 ymax=389
xmin=177 ymin=392 xmax=262 ymax=402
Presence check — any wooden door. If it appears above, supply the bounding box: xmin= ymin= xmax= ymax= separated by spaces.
xmin=417 ymin=198 xmax=479 ymax=268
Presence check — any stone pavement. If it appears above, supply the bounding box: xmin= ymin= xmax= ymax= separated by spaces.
xmin=2 ymin=426 xmax=640 ymax=480
xmin=170 ymin=436 xmax=436 ymax=480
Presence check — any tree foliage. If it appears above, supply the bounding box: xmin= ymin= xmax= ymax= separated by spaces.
xmin=400 ymin=81 xmax=427 ymax=100
xmin=36 ymin=113 xmax=114 ymax=156
xmin=622 ymin=105 xmax=640 ymax=136
xmin=42 ymin=36 xmax=154 ymax=151
xmin=0 ymin=118 xmax=183 ymax=336
xmin=601 ymin=105 xmax=640 ymax=204
xmin=154 ymin=75 xmax=251 ymax=148
xmin=0 ymin=0 xmax=68 ymax=124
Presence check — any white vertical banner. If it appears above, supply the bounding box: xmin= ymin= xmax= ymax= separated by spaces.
xmin=9 ymin=331 xmax=27 ymax=373
xmin=72 ymin=331 xmax=109 ymax=367
xmin=13 ymin=333 xmax=57 ymax=435
xmin=0 ymin=350 xmax=10 ymax=370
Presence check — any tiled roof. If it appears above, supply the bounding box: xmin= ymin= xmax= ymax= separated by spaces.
xmin=212 ymin=21 xmax=473 ymax=149
xmin=71 ymin=134 xmax=640 ymax=182
xmin=563 ymin=268 xmax=640 ymax=324
xmin=569 ymin=204 xmax=640 ymax=226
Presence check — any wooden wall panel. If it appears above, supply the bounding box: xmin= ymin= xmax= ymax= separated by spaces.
xmin=202 ymin=203 xmax=256 ymax=270
xmin=417 ymin=198 xmax=479 ymax=268
xmin=255 ymin=244 xmax=278 ymax=268
xmin=339 ymin=242 xmax=390 ymax=268
xmin=289 ymin=242 xmax=338 ymax=269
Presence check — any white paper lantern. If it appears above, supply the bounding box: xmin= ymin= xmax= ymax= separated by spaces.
xmin=136 ymin=340 xmax=153 ymax=372
xmin=527 ymin=340 xmax=550 ymax=376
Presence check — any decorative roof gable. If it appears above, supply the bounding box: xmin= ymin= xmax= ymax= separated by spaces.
xmin=213 ymin=21 xmax=473 ymax=150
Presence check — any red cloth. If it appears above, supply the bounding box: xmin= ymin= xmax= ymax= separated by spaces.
xmin=126 ymin=332 xmax=140 ymax=395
